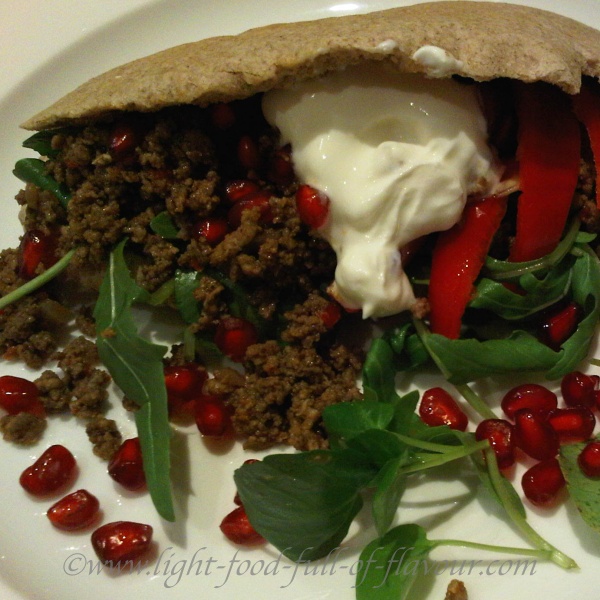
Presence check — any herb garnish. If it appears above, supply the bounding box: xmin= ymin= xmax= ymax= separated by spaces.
xmin=13 ymin=158 xmax=71 ymax=208
xmin=559 ymin=436 xmax=600 ymax=535
xmin=355 ymin=523 xmax=551 ymax=600
xmin=0 ymin=248 xmax=75 ymax=311
xmin=234 ymin=336 xmax=576 ymax=598
xmin=150 ymin=211 xmax=180 ymax=239
xmin=93 ymin=240 xmax=175 ymax=521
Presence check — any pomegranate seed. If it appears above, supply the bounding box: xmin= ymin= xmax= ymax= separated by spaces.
xmin=475 ymin=419 xmax=516 ymax=469
xmin=109 ymin=121 xmax=140 ymax=163
xmin=195 ymin=395 xmax=231 ymax=437
xmin=164 ymin=363 xmax=208 ymax=418
xmin=547 ymin=407 xmax=596 ymax=442
xmin=578 ymin=441 xmax=600 ymax=477
xmin=224 ymin=179 xmax=261 ymax=203
xmin=220 ymin=506 xmax=265 ymax=545
xmin=561 ymin=371 xmax=597 ymax=407
xmin=418 ymin=388 xmax=468 ymax=431
xmin=514 ymin=409 xmax=559 ymax=460
xmin=164 ymin=363 xmax=207 ymax=399
xmin=295 ymin=184 xmax=330 ymax=229
xmin=319 ymin=302 xmax=342 ymax=329
xmin=209 ymin=103 xmax=236 ymax=130
xmin=20 ymin=445 xmax=76 ymax=496
xmin=237 ymin=135 xmax=261 ymax=171
xmin=0 ymin=375 xmax=46 ymax=417
xmin=18 ymin=230 xmax=58 ymax=280
xmin=47 ymin=489 xmax=100 ymax=531
xmin=541 ymin=301 xmax=582 ymax=350
xmin=501 ymin=383 xmax=557 ymax=419
xmin=107 ymin=438 xmax=146 ymax=491
xmin=521 ymin=458 xmax=565 ymax=506
xmin=227 ymin=191 xmax=274 ymax=228
xmin=267 ymin=144 xmax=294 ymax=186
xmin=91 ymin=521 xmax=153 ymax=565
xmin=167 ymin=394 xmax=198 ymax=420
xmin=214 ymin=317 xmax=258 ymax=362
xmin=193 ymin=218 xmax=230 ymax=246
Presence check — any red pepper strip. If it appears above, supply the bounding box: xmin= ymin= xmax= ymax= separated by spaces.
xmin=429 ymin=195 xmax=507 ymax=339
xmin=572 ymin=81 xmax=600 ymax=208
xmin=509 ymin=83 xmax=581 ymax=262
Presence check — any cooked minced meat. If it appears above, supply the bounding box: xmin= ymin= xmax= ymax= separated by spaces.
xmin=574 ymin=158 xmax=600 ymax=233
xmin=70 ymin=368 xmax=111 ymax=419
xmin=85 ymin=416 xmax=122 ymax=461
xmin=445 ymin=580 xmax=468 ymax=600
xmin=0 ymin=413 xmax=46 ymax=445
xmin=1 ymin=99 xmax=358 ymax=451
xmin=35 ymin=370 xmax=71 ymax=414
xmin=0 ymin=295 xmax=58 ymax=368
xmin=53 ymin=335 xmax=100 ymax=379
xmin=225 ymin=340 xmax=362 ymax=450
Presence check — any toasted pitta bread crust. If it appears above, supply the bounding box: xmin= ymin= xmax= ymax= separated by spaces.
xmin=22 ymin=1 xmax=600 ymax=130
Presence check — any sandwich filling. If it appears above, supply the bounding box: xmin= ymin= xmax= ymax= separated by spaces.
xmin=263 ymin=63 xmax=501 ymax=317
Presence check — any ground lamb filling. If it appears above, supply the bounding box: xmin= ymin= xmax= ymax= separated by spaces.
xmin=1 ymin=86 xmax=599 ymax=456
xmin=0 ymin=96 xmax=366 ymax=453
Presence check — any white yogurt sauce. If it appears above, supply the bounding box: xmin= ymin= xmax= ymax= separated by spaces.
xmin=262 ymin=62 xmax=500 ymax=318
xmin=411 ymin=45 xmax=465 ymax=78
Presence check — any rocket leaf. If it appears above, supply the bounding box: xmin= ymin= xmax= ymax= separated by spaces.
xmin=559 ymin=438 xmax=600 ymax=535
xmin=93 ymin=240 xmax=174 ymax=521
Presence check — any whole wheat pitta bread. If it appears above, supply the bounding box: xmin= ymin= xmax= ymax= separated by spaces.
xmin=22 ymin=1 xmax=600 ymax=131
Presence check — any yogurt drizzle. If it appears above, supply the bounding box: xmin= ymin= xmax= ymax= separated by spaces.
xmin=263 ymin=61 xmax=500 ymax=318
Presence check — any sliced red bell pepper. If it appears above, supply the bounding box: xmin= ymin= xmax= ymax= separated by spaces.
xmin=573 ymin=80 xmax=600 ymax=208
xmin=429 ymin=195 xmax=507 ymax=339
xmin=509 ymin=83 xmax=581 ymax=262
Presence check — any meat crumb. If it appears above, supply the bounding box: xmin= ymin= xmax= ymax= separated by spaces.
xmin=445 ymin=579 xmax=468 ymax=600
xmin=0 ymin=413 xmax=46 ymax=445
xmin=53 ymin=335 xmax=99 ymax=380
xmin=34 ymin=370 xmax=71 ymax=414
xmin=226 ymin=340 xmax=362 ymax=450
xmin=411 ymin=297 xmax=430 ymax=320
xmin=70 ymin=368 xmax=111 ymax=418
xmin=85 ymin=416 xmax=122 ymax=460
xmin=75 ymin=306 xmax=97 ymax=337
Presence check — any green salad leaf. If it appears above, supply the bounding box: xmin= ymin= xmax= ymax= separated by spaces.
xmin=234 ymin=451 xmax=376 ymax=561
xmin=559 ymin=438 xmax=600 ymax=535
xmin=355 ymin=524 xmax=435 ymax=600
xmin=0 ymin=248 xmax=75 ymax=311
xmin=13 ymin=158 xmax=71 ymax=208
xmin=546 ymin=246 xmax=600 ymax=379
xmin=370 ymin=456 xmax=409 ymax=536
xmin=204 ymin=267 xmax=268 ymax=336
xmin=21 ymin=129 xmax=69 ymax=158
xmin=150 ymin=211 xmax=180 ymax=239
xmin=471 ymin=259 xmax=572 ymax=320
xmin=419 ymin=330 xmax=559 ymax=384
xmin=93 ymin=240 xmax=174 ymax=521
xmin=322 ymin=401 xmax=394 ymax=449
xmin=174 ymin=269 xmax=201 ymax=324
xmin=363 ymin=337 xmax=401 ymax=403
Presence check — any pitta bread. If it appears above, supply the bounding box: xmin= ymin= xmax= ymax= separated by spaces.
xmin=22 ymin=1 xmax=600 ymax=130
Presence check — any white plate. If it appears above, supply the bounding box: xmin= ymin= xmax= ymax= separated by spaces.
xmin=0 ymin=1 xmax=599 ymax=599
